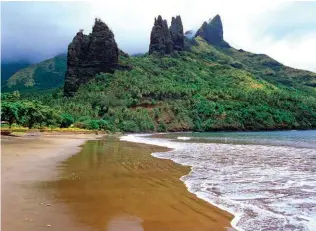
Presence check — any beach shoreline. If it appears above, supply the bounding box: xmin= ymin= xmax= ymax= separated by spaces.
xmin=1 ymin=134 xmax=103 ymax=231
xmin=121 ymin=134 xmax=239 ymax=231
xmin=120 ymin=131 xmax=316 ymax=231
xmin=1 ymin=133 xmax=234 ymax=231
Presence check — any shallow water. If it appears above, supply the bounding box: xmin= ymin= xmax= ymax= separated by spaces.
xmin=121 ymin=130 xmax=316 ymax=231
xmin=41 ymin=136 xmax=233 ymax=231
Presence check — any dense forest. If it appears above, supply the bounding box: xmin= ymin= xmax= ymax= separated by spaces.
xmin=2 ymin=36 xmax=316 ymax=132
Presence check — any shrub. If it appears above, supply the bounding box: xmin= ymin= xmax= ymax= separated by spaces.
xmin=98 ymin=120 xmax=110 ymax=130
xmin=83 ymin=120 xmax=99 ymax=130
xmin=78 ymin=116 xmax=91 ymax=122
xmin=60 ymin=113 xmax=74 ymax=128
xmin=73 ymin=122 xmax=85 ymax=129
xmin=230 ymin=61 xmax=244 ymax=69
xmin=157 ymin=123 xmax=167 ymax=132
xmin=120 ymin=120 xmax=140 ymax=132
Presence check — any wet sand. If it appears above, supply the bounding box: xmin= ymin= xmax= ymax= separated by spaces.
xmin=1 ymin=135 xmax=234 ymax=231
xmin=1 ymin=134 xmax=101 ymax=231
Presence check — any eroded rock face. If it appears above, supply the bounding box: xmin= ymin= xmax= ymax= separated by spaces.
xmin=149 ymin=15 xmax=173 ymax=55
xmin=195 ymin=22 xmax=208 ymax=40
xmin=149 ymin=15 xmax=185 ymax=55
xmin=195 ymin=15 xmax=230 ymax=48
xmin=170 ymin=16 xmax=184 ymax=51
xmin=64 ymin=19 xmax=120 ymax=96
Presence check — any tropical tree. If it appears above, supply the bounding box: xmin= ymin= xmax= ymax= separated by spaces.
xmin=1 ymin=101 xmax=20 ymax=128
xmin=60 ymin=113 xmax=74 ymax=128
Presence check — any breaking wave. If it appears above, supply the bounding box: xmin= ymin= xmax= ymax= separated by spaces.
xmin=121 ymin=132 xmax=316 ymax=231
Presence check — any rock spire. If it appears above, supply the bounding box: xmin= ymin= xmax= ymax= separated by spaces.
xmin=195 ymin=14 xmax=230 ymax=48
xmin=64 ymin=18 xmax=124 ymax=96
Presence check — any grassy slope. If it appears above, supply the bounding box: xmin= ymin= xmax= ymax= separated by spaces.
xmin=1 ymin=62 xmax=31 ymax=83
xmin=2 ymin=54 xmax=66 ymax=92
xmin=24 ymin=37 xmax=316 ymax=132
xmin=219 ymin=46 xmax=316 ymax=89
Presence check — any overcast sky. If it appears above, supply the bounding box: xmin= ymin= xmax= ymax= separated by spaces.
xmin=1 ymin=1 xmax=316 ymax=72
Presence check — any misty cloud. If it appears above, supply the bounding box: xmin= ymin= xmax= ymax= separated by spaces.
xmin=1 ymin=1 xmax=316 ymax=72
xmin=1 ymin=2 xmax=89 ymax=63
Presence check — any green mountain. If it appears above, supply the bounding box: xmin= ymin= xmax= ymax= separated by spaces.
xmin=219 ymin=46 xmax=316 ymax=88
xmin=15 ymin=36 xmax=316 ymax=132
xmin=2 ymin=15 xmax=316 ymax=132
xmin=2 ymin=54 xmax=66 ymax=92
xmin=192 ymin=37 xmax=316 ymax=90
xmin=1 ymin=61 xmax=31 ymax=83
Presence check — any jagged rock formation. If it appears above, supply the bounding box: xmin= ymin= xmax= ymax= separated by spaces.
xmin=169 ymin=16 xmax=184 ymax=51
xmin=149 ymin=15 xmax=186 ymax=55
xmin=149 ymin=15 xmax=173 ymax=55
xmin=195 ymin=14 xmax=230 ymax=48
xmin=64 ymin=18 xmax=129 ymax=97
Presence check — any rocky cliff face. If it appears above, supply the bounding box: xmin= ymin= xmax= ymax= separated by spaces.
xmin=149 ymin=15 xmax=173 ymax=55
xmin=149 ymin=15 xmax=185 ymax=55
xmin=169 ymin=16 xmax=184 ymax=51
xmin=64 ymin=19 xmax=123 ymax=97
xmin=195 ymin=15 xmax=230 ymax=48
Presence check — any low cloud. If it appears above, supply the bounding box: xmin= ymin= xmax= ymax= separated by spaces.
xmin=1 ymin=1 xmax=316 ymax=72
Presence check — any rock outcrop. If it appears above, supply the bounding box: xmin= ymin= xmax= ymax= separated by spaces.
xmin=149 ymin=15 xmax=186 ymax=55
xmin=64 ymin=18 xmax=129 ymax=97
xmin=169 ymin=16 xmax=184 ymax=51
xmin=149 ymin=15 xmax=173 ymax=55
xmin=195 ymin=14 xmax=230 ymax=48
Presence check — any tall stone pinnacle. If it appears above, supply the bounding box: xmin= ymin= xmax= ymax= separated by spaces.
xmin=170 ymin=15 xmax=184 ymax=51
xmin=148 ymin=15 xmax=172 ymax=55
xmin=195 ymin=14 xmax=230 ymax=48
xmin=64 ymin=18 xmax=120 ymax=96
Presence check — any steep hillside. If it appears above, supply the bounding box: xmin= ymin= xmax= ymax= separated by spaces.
xmin=219 ymin=46 xmax=316 ymax=88
xmin=3 ymin=16 xmax=316 ymax=132
xmin=1 ymin=61 xmax=31 ymax=83
xmin=192 ymin=14 xmax=316 ymax=92
xmin=21 ymin=48 xmax=316 ymax=131
xmin=2 ymin=54 xmax=66 ymax=92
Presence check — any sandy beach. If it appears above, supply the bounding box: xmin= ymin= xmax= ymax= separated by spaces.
xmin=1 ymin=134 xmax=102 ymax=231
xmin=1 ymin=134 xmax=234 ymax=231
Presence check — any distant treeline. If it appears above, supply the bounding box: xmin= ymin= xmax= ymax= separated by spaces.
xmin=1 ymin=92 xmax=110 ymax=130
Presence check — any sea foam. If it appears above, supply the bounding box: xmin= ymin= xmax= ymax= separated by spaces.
xmin=120 ymin=134 xmax=316 ymax=231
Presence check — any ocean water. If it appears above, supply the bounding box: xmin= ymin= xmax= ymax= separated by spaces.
xmin=121 ymin=130 xmax=316 ymax=231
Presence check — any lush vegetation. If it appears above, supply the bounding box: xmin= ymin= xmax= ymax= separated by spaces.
xmin=1 ymin=91 xmax=110 ymax=131
xmin=219 ymin=46 xmax=316 ymax=89
xmin=1 ymin=91 xmax=68 ymax=129
xmin=1 ymin=37 xmax=316 ymax=132
xmin=1 ymin=61 xmax=31 ymax=83
xmin=2 ymin=54 xmax=66 ymax=92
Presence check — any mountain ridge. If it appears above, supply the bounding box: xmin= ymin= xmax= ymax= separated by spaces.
xmin=2 ymin=14 xmax=315 ymax=132
xmin=1 ymin=61 xmax=31 ymax=83
xmin=2 ymin=54 xmax=66 ymax=92
xmin=3 ymin=15 xmax=315 ymax=93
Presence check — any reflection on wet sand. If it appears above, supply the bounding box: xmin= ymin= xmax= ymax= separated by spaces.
xmin=42 ymin=137 xmax=233 ymax=231
xmin=1 ymin=135 xmax=94 ymax=231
